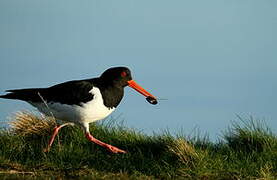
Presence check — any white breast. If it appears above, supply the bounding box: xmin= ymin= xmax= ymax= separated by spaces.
xmin=80 ymin=87 xmax=115 ymax=123
xmin=29 ymin=87 xmax=115 ymax=124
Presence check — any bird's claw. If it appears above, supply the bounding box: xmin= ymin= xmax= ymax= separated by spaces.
xmin=43 ymin=147 xmax=50 ymax=153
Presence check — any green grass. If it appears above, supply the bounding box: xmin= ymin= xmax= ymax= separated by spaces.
xmin=0 ymin=112 xmax=276 ymax=179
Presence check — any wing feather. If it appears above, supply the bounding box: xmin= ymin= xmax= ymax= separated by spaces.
xmin=0 ymin=80 xmax=95 ymax=106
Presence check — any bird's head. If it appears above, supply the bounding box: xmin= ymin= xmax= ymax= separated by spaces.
xmin=100 ymin=67 xmax=158 ymax=105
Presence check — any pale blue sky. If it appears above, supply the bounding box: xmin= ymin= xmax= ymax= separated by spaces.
xmin=0 ymin=1 xmax=276 ymax=140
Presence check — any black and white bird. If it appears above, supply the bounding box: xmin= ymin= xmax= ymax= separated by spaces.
xmin=0 ymin=67 xmax=158 ymax=153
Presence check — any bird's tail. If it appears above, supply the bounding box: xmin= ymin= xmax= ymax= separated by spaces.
xmin=0 ymin=90 xmax=21 ymax=100
xmin=0 ymin=88 xmax=43 ymax=101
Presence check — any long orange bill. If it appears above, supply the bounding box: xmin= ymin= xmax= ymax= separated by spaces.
xmin=128 ymin=80 xmax=158 ymax=105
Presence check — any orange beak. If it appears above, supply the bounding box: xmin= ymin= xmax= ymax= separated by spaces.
xmin=128 ymin=80 xmax=158 ymax=105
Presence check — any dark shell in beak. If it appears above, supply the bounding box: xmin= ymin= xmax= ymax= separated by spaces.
xmin=146 ymin=96 xmax=158 ymax=105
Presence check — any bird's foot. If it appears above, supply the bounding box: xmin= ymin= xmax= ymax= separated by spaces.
xmin=106 ymin=144 xmax=127 ymax=154
xmin=85 ymin=132 xmax=126 ymax=153
xmin=43 ymin=147 xmax=50 ymax=153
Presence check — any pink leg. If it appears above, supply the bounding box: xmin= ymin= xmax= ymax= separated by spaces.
xmin=44 ymin=123 xmax=74 ymax=152
xmin=44 ymin=125 xmax=62 ymax=152
xmin=85 ymin=133 xmax=126 ymax=153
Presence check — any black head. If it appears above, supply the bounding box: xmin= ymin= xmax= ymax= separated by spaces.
xmin=100 ymin=66 xmax=158 ymax=105
xmin=100 ymin=67 xmax=132 ymax=87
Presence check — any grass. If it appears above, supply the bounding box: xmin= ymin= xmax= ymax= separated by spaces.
xmin=0 ymin=112 xmax=276 ymax=179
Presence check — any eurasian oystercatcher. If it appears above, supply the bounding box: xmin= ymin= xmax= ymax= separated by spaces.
xmin=0 ymin=67 xmax=158 ymax=153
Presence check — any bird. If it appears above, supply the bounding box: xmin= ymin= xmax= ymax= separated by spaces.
xmin=0 ymin=67 xmax=158 ymax=153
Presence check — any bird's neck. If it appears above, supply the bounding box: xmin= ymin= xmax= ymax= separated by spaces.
xmin=93 ymin=78 xmax=124 ymax=109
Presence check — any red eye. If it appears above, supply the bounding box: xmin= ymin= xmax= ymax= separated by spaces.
xmin=121 ymin=71 xmax=127 ymax=77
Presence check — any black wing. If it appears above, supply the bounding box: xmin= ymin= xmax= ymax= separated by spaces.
xmin=0 ymin=80 xmax=95 ymax=106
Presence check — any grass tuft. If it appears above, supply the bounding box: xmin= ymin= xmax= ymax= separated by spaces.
xmin=224 ymin=115 xmax=276 ymax=153
xmin=168 ymin=138 xmax=199 ymax=167
xmin=9 ymin=111 xmax=56 ymax=137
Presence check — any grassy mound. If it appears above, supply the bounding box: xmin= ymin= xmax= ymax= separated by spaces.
xmin=0 ymin=112 xmax=276 ymax=179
